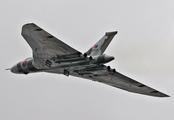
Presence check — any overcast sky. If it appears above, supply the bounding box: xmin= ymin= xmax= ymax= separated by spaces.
xmin=1 ymin=0 xmax=174 ymax=120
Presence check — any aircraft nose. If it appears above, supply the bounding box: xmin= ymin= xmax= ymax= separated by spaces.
xmin=10 ymin=65 xmax=19 ymax=73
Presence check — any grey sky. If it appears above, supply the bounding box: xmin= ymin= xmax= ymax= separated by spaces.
xmin=1 ymin=0 xmax=174 ymax=120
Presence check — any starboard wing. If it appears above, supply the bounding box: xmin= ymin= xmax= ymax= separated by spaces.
xmin=21 ymin=23 xmax=81 ymax=69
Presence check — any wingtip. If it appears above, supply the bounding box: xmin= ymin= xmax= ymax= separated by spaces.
xmin=164 ymin=94 xmax=170 ymax=97
xmin=22 ymin=23 xmax=37 ymax=29
xmin=105 ymin=31 xmax=118 ymax=36
xmin=159 ymin=93 xmax=170 ymax=97
xmin=23 ymin=23 xmax=36 ymax=26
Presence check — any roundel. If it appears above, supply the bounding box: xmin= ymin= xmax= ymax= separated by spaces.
xmin=93 ymin=45 xmax=98 ymax=49
xmin=22 ymin=61 xmax=27 ymax=67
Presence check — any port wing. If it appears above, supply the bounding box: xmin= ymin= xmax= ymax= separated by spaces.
xmin=56 ymin=65 xmax=169 ymax=97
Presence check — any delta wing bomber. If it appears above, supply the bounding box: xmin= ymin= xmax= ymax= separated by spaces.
xmin=8 ymin=23 xmax=169 ymax=97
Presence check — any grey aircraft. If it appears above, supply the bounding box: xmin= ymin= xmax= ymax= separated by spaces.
xmin=9 ymin=23 xmax=169 ymax=97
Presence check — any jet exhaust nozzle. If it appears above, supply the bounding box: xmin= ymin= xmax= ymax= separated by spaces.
xmin=90 ymin=54 xmax=114 ymax=64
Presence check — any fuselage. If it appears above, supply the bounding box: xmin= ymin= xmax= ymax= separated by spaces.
xmin=10 ymin=54 xmax=114 ymax=75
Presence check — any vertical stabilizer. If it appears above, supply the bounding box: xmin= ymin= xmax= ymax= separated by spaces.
xmin=86 ymin=31 xmax=117 ymax=56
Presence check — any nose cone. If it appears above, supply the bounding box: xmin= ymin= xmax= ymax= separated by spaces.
xmin=104 ymin=55 xmax=115 ymax=63
xmin=10 ymin=65 xmax=19 ymax=74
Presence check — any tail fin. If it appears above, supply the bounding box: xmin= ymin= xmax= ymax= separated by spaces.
xmin=86 ymin=31 xmax=117 ymax=56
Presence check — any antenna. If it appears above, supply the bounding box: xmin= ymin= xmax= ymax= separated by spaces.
xmin=5 ymin=68 xmax=11 ymax=70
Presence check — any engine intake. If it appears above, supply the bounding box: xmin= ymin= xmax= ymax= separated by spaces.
xmin=84 ymin=53 xmax=87 ymax=58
